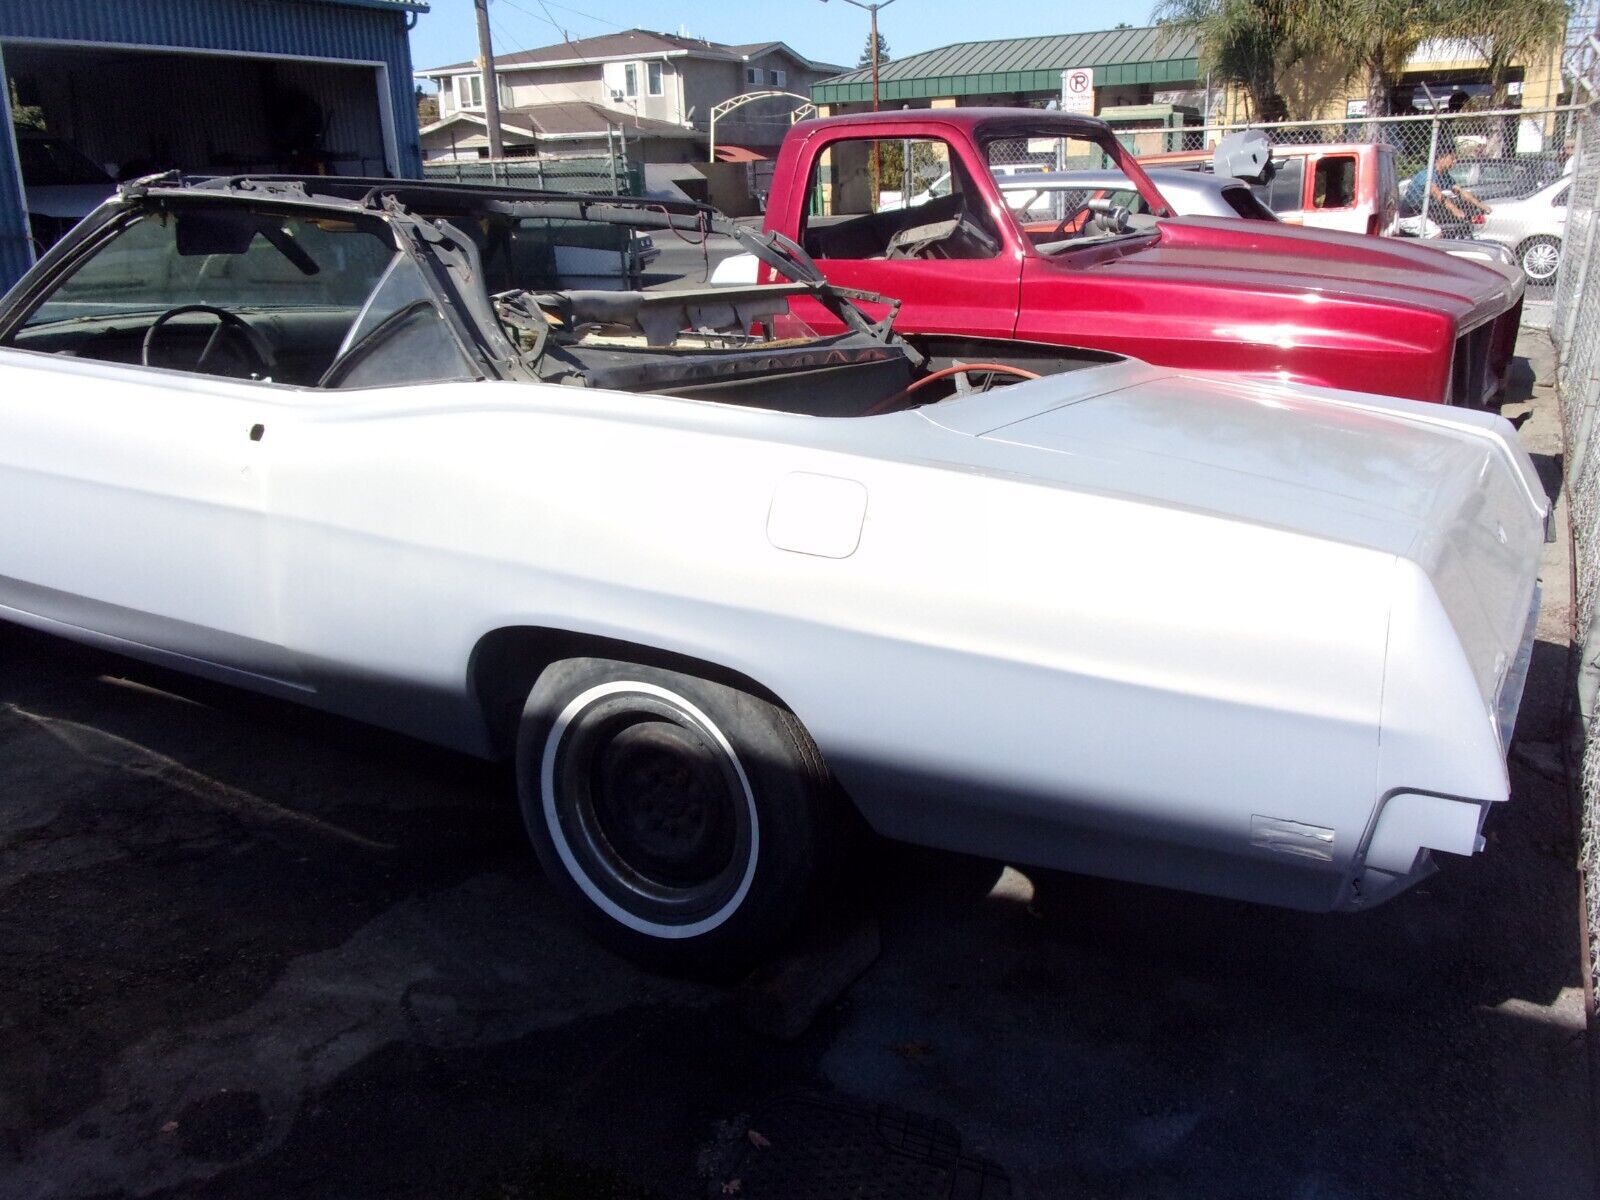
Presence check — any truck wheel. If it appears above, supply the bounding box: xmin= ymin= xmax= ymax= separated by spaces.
xmin=515 ymin=657 xmax=837 ymax=976
xmin=1517 ymin=236 xmax=1562 ymax=285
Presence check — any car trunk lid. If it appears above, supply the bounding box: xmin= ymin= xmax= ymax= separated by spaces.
xmin=924 ymin=365 xmax=1547 ymax=709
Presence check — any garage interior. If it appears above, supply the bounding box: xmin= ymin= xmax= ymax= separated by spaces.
xmin=5 ymin=42 xmax=395 ymax=191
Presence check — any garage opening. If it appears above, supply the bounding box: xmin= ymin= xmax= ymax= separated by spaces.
xmin=5 ymin=42 xmax=394 ymax=248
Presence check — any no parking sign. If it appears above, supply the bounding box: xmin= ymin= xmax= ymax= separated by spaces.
xmin=1060 ymin=67 xmax=1095 ymax=115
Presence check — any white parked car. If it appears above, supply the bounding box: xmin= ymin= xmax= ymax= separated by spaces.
xmin=1476 ymin=177 xmax=1569 ymax=285
xmin=996 ymin=167 xmax=1278 ymax=223
xmin=0 ymin=178 xmax=1546 ymax=972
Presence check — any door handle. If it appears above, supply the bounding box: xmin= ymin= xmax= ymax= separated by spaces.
xmin=248 ymin=424 xmax=265 ymax=442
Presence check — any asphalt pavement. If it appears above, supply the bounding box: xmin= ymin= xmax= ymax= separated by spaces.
xmin=0 ymin=332 xmax=1591 ymax=1199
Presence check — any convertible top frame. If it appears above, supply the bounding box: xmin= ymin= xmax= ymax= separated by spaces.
xmin=0 ymin=173 xmax=910 ymax=384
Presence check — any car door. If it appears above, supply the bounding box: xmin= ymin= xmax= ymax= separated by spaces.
xmin=0 ymin=203 xmax=396 ymax=688
xmin=783 ymin=132 xmax=1022 ymax=339
xmin=0 ymin=349 xmax=292 ymax=681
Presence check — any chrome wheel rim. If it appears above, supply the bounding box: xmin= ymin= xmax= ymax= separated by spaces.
xmin=540 ymin=681 xmax=758 ymax=938
xmin=1523 ymin=240 xmax=1561 ymax=281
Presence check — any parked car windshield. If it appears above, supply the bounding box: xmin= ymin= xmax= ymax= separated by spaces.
xmin=15 ymin=136 xmax=113 ymax=187
xmin=22 ymin=208 xmax=396 ymax=323
xmin=984 ymin=136 xmax=1155 ymax=251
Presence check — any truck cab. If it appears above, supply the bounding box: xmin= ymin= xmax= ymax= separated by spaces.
xmin=759 ymin=108 xmax=1523 ymax=406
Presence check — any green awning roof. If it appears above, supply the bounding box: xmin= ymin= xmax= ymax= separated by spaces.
xmin=811 ymin=25 xmax=1200 ymax=105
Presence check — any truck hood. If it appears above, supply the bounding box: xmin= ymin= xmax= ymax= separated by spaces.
xmin=921 ymin=361 xmax=1547 ymax=708
xmin=1063 ymin=216 xmax=1523 ymax=327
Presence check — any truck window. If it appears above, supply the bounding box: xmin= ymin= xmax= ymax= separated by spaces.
xmin=1251 ymin=157 xmax=1305 ymax=214
xmin=1313 ymin=156 xmax=1357 ymax=209
xmin=799 ymin=137 xmax=1001 ymax=261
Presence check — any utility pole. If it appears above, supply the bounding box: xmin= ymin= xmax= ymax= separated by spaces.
xmin=474 ymin=0 xmax=505 ymax=160
xmin=822 ymin=0 xmax=896 ymax=205
xmin=822 ymin=0 xmax=896 ymax=111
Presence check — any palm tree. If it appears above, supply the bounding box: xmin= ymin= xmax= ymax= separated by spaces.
xmin=1155 ymin=0 xmax=1301 ymax=121
xmin=1162 ymin=0 xmax=1568 ymax=119
xmin=1458 ymin=0 xmax=1569 ymax=105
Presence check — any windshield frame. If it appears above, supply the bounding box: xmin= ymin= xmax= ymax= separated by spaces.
xmin=0 ymin=177 xmax=907 ymax=385
xmin=976 ymin=122 xmax=1172 ymax=256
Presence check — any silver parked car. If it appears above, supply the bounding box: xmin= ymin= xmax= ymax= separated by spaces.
xmin=998 ymin=167 xmax=1279 ymax=223
xmin=1006 ymin=167 xmax=1522 ymax=282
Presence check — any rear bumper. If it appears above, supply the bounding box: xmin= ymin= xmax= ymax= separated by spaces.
xmin=1343 ymin=582 xmax=1541 ymax=910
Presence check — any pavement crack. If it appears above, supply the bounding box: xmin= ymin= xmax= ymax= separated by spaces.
xmin=5 ymin=703 xmax=395 ymax=851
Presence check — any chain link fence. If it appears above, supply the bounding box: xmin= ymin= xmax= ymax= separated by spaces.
xmin=1553 ymin=58 xmax=1600 ymax=999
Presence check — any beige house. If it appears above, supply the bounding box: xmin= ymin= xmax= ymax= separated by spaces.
xmin=416 ymin=29 xmax=842 ymax=164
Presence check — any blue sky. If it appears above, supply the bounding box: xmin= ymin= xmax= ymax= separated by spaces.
xmin=409 ymin=0 xmax=1161 ymax=74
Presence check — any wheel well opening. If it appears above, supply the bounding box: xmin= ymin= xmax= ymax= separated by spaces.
xmin=467 ymin=626 xmax=790 ymax=760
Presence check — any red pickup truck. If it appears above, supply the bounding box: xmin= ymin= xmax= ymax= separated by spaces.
xmin=753 ymin=108 xmax=1524 ymax=406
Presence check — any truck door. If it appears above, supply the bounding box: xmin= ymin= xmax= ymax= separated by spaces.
xmin=1302 ymin=151 xmax=1366 ymax=234
xmin=782 ymin=133 xmax=1022 ymax=339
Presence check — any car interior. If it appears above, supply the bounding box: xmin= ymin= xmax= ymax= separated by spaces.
xmin=0 ymin=191 xmax=1115 ymax=415
xmin=1 ymin=206 xmax=451 ymax=387
xmin=800 ymin=141 xmax=1002 ymax=261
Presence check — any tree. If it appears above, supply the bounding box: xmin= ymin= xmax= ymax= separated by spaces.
xmin=1307 ymin=0 xmax=1449 ymax=118
xmin=415 ymin=85 xmax=439 ymax=126
xmin=8 ymin=79 xmax=44 ymax=131
xmin=1460 ymin=0 xmax=1569 ymax=106
xmin=859 ymin=31 xmax=890 ymax=69
xmin=1160 ymin=0 xmax=1569 ymax=120
xmin=1155 ymin=0 xmax=1303 ymax=121
xmin=1301 ymin=0 xmax=1569 ymax=117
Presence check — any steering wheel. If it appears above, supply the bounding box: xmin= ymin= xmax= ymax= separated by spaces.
xmin=141 ymin=304 xmax=276 ymax=378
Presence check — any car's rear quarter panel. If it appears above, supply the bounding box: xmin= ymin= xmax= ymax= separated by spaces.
xmin=263 ymin=379 xmax=1399 ymax=911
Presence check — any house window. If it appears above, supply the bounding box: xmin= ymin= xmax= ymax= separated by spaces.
xmin=624 ymin=63 xmax=638 ymax=98
xmin=770 ymin=69 xmax=786 ymax=87
xmin=746 ymin=67 xmax=760 ymax=85
xmin=647 ymin=62 xmax=664 ymax=97
xmin=461 ymin=74 xmax=484 ymax=109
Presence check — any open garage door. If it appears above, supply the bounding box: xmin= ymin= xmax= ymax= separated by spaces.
xmin=4 ymin=43 xmax=395 ymax=250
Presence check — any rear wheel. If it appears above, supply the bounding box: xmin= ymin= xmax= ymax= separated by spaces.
xmin=515 ymin=657 xmax=839 ymax=975
xmin=1517 ymin=235 xmax=1562 ymax=285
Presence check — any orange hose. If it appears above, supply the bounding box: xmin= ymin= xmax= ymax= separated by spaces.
xmin=865 ymin=362 xmax=1042 ymax=416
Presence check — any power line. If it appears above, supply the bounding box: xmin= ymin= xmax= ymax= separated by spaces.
xmin=488 ymin=13 xmax=614 ymax=137
xmin=496 ymin=0 xmax=624 ymax=37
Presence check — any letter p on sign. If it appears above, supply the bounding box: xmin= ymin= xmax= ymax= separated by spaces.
xmin=1061 ymin=67 xmax=1094 ymax=115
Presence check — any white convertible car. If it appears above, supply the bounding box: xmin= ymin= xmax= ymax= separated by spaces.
xmin=0 ymin=177 xmax=1546 ymax=972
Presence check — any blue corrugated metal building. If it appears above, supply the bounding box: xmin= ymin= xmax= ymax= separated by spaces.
xmin=0 ymin=0 xmax=428 ymax=291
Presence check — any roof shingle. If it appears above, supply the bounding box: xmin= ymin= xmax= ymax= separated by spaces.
xmin=811 ymin=25 xmax=1201 ymax=103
